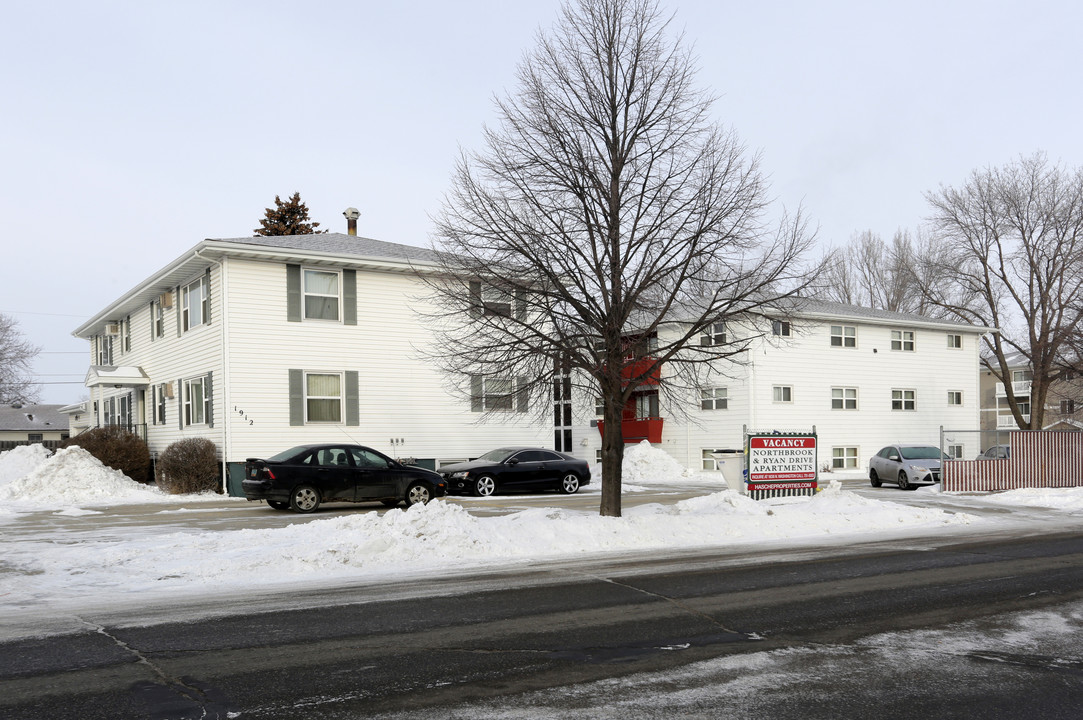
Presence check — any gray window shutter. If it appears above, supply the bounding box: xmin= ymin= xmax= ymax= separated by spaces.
xmin=469 ymin=281 xmax=482 ymax=317
xmin=345 ymin=370 xmax=359 ymax=426
xmin=289 ymin=369 xmax=304 ymax=426
xmin=517 ymin=377 xmax=529 ymax=413
xmin=204 ymin=269 xmax=212 ymax=325
xmin=178 ymin=381 xmax=184 ymax=429
xmin=205 ymin=372 xmax=214 ymax=428
xmin=286 ymin=265 xmax=302 ymax=322
xmin=150 ymin=302 xmax=155 ymax=343
xmin=343 ymin=270 xmax=357 ymax=326
xmin=176 ymin=287 xmax=183 ymax=337
xmin=471 ymin=375 xmax=483 ymax=412
xmin=515 ymin=289 xmax=527 ymax=322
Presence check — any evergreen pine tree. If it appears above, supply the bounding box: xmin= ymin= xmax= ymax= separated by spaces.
xmin=254 ymin=192 xmax=327 ymax=235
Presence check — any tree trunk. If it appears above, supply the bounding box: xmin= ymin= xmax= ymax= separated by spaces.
xmin=599 ymin=392 xmax=625 ymax=517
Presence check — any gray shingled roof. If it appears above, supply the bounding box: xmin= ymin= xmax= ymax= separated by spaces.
xmin=210 ymin=233 xmax=441 ymax=265
xmin=0 ymin=404 xmax=67 ymax=432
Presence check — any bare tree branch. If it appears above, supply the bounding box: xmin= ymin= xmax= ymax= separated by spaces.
xmin=0 ymin=313 xmax=42 ymax=404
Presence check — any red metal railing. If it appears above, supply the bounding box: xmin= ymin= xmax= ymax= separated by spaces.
xmin=597 ymin=417 xmax=664 ymax=444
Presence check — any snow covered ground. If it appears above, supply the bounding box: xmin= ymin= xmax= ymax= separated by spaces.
xmin=1 ymin=442 xmax=1082 ymax=631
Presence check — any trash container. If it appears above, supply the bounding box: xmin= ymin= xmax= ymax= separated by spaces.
xmin=711 ymin=449 xmax=746 ymax=493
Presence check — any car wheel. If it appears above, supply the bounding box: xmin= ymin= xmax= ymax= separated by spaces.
xmin=473 ymin=475 xmax=496 ymax=497
xmin=869 ymin=469 xmax=881 ymax=488
xmin=268 ymin=500 xmax=290 ymax=510
xmin=405 ymin=482 xmax=432 ymax=507
xmin=381 ymin=499 xmax=401 ymax=508
xmin=559 ymin=473 xmax=580 ymax=494
xmin=289 ymin=485 xmax=321 ymax=513
xmin=897 ymin=471 xmax=911 ymax=491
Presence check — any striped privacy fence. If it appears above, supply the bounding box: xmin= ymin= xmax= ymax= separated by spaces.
xmin=942 ymin=431 xmax=1083 ymax=492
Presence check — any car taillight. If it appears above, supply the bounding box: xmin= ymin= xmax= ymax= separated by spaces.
xmin=264 ymin=468 xmax=276 ymax=480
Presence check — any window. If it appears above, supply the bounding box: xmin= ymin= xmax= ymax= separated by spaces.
xmin=482 ymin=286 xmax=513 ymax=317
xmin=28 ymin=433 xmax=43 ymax=443
xmin=772 ymin=320 xmax=791 ymax=337
xmin=891 ymin=389 xmax=916 ymax=411
xmin=481 ymin=377 xmax=514 ymax=411
xmin=1061 ymin=399 xmax=1075 ymax=415
xmin=700 ymin=322 xmax=727 ymax=346
xmin=182 ymin=276 xmax=208 ymax=331
xmin=830 ymin=325 xmax=856 ymax=348
xmin=184 ymin=377 xmax=209 ymax=426
xmin=595 ymin=397 xmax=604 ymax=416
xmin=701 ymin=387 xmax=728 ymax=410
xmin=891 ymin=330 xmax=915 ymax=351
xmin=832 ymin=447 xmax=858 ymax=470
xmin=947 ymin=334 xmax=962 ymax=349
xmin=702 ymin=449 xmax=722 ymax=471
xmin=831 ymin=387 xmax=858 ymax=410
xmin=947 ymin=444 xmax=964 ymax=459
xmin=97 ymin=335 xmax=113 ymax=365
xmin=948 ymin=391 xmax=962 ymax=406
xmin=303 ymin=269 xmax=340 ymax=321
xmin=773 ymin=385 xmax=793 ymax=403
xmin=153 ymin=384 xmax=166 ymax=425
xmin=123 ymin=316 xmax=131 ymax=353
xmin=304 ymin=373 xmax=342 ymax=422
xmin=151 ymin=299 xmax=164 ymax=339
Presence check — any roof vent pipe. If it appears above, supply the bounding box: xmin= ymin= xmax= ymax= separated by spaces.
xmin=343 ymin=207 xmax=360 ymax=236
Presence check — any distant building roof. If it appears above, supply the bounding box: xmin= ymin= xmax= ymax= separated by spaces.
xmin=0 ymin=404 xmax=67 ymax=432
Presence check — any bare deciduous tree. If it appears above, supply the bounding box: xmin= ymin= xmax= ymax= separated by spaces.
xmin=0 ymin=313 xmax=42 ymax=404
xmin=918 ymin=153 xmax=1083 ymax=429
xmin=819 ymin=228 xmax=945 ymax=315
xmin=424 ymin=0 xmax=817 ymax=517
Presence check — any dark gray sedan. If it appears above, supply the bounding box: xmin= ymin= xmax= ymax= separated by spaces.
xmin=869 ymin=445 xmax=945 ymax=490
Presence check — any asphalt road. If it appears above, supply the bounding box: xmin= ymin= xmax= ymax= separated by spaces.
xmin=3 ymin=529 xmax=1082 ymax=719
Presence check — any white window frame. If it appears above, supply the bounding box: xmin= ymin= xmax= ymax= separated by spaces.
xmin=890 ymin=330 xmax=915 ymax=352
xmin=830 ymin=325 xmax=857 ymax=348
xmin=152 ymin=299 xmax=164 ymax=339
xmin=773 ymin=385 xmax=793 ymax=403
xmin=892 ymin=388 xmax=916 ymax=411
xmin=700 ymin=387 xmax=728 ymax=410
xmin=182 ymin=276 xmax=208 ymax=331
xmin=947 ymin=444 xmax=965 ymax=459
xmin=700 ymin=322 xmax=727 ymax=346
xmin=302 ymin=268 xmax=342 ymax=322
xmin=772 ymin=320 xmax=791 ymax=337
xmin=947 ymin=333 xmax=962 ymax=349
xmin=831 ymin=387 xmax=858 ymax=410
xmin=947 ymin=390 xmax=963 ymax=406
xmin=701 ymin=449 xmax=726 ymax=471
xmin=184 ymin=376 xmax=208 ymax=426
xmin=831 ymin=446 xmax=859 ymax=470
xmin=482 ymin=285 xmax=513 ymax=317
xmin=304 ymin=371 xmax=343 ymax=423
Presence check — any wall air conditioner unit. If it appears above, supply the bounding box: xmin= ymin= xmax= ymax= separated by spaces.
xmin=163 ymin=382 xmax=174 ymax=399
xmin=105 ymin=323 xmax=121 ymax=336
xmin=160 ymin=291 xmax=173 ymax=308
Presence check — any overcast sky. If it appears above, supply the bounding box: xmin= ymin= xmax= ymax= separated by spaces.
xmin=3 ymin=0 xmax=1081 ymax=405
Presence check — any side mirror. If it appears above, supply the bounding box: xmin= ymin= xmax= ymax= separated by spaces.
xmin=507 ymin=458 xmax=519 ymax=465
xmin=889 ymin=455 xmax=900 ymax=462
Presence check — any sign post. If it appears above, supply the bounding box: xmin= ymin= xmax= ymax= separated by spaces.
xmin=745 ymin=432 xmax=818 ymax=500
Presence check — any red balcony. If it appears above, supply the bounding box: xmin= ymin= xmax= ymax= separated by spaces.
xmin=597 ymin=417 xmax=665 ymax=444
xmin=621 ymin=357 xmax=661 ymax=387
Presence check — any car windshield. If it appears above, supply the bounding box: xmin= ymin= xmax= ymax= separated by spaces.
xmin=477 ymin=448 xmax=517 ymax=463
xmin=267 ymin=446 xmax=308 ymax=462
xmin=900 ymin=446 xmax=941 ymax=460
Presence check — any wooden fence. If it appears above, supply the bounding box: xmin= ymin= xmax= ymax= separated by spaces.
xmin=942 ymin=431 xmax=1083 ymax=492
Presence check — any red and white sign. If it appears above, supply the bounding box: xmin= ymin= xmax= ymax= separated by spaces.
xmin=747 ymin=435 xmax=817 ymax=485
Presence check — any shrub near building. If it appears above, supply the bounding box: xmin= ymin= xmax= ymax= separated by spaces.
xmin=60 ymin=426 xmax=151 ymax=483
xmin=157 ymin=438 xmax=221 ymax=494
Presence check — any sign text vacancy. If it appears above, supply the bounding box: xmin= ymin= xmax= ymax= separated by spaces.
xmin=747 ymin=435 xmax=817 ymax=490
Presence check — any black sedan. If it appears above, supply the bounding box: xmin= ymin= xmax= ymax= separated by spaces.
xmin=243 ymin=444 xmax=446 ymax=513
xmin=440 ymin=447 xmax=591 ymax=497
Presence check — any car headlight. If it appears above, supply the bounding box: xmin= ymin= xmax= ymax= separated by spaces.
xmin=911 ymin=466 xmax=929 ymax=473
xmin=450 ymin=471 xmax=469 ymax=479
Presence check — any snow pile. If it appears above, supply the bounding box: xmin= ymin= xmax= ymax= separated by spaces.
xmin=976 ymin=486 xmax=1083 ymax=512
xmin=4 ymin=489 xmax=979 ymax=602
xmin=0 ymin=444 xmax=53 ymax=486
xmin=0 ymin=446 xmax=162 ymax=506
xmin=622 ymin=440 xmax=715 ymax=487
